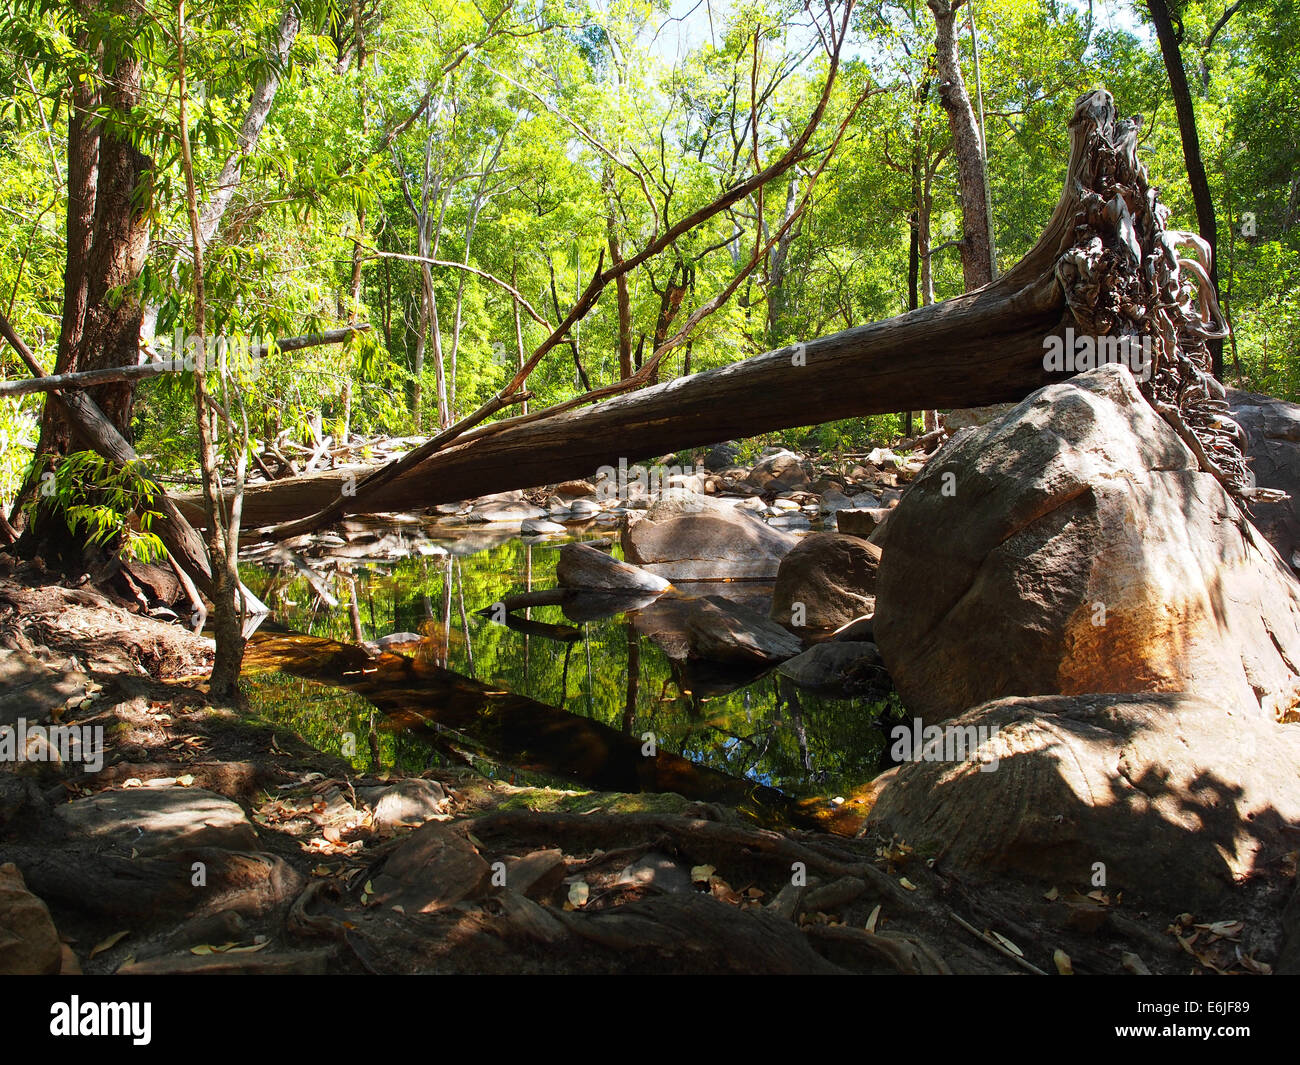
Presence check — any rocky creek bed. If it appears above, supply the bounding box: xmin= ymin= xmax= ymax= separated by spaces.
xmin=2 ymin=369 xmax=1300 ymax=975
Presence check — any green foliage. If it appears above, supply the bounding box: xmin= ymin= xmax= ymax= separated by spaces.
xmin=2 ymin=0 xmax=1299 ymax=523
xmin=29 ymin=451 xmax=168 ymax=563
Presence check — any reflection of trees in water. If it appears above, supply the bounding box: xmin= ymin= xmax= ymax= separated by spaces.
xmin=242 ymin=537 xmax=889 ymax=797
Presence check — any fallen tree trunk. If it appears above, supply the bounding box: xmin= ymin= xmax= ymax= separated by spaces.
xmin=182 ymin=91 xmax=1241 ymax=532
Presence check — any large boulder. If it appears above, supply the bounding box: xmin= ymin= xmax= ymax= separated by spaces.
xmin=874 ymin=365 xmax=1300 ymax=723
xmin=769 ymin=533 xmax=880 ymax=632
xmin=867 ymin=692 xmax=1300 ymax=911
xmin=1229 ymin=388 xmax=1300 ymax=572
xmin=621 ymin=494 xmax=797 ymax=581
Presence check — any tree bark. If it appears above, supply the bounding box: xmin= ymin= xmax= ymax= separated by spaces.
xmin=927 ymin=0 xmax=994 ymax=291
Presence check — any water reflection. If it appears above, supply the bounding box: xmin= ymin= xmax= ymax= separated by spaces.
xmin=239 ymin=531 xmax=892 ymax=804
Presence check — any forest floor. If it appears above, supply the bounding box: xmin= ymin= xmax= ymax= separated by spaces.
xmin=0 ymin=551 xmax=1253 ymax=976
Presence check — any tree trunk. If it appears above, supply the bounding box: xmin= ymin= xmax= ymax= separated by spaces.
xmin=927 ymin=0 xmax=994 ymax=291
xmin=1146 ymin=0 xmax=1223 ymax=378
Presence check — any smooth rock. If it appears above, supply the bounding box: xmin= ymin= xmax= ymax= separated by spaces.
xmin=369 ymin=778 xmax=449 ymax=834
xmin=521 ymin=518 xmax=568 ymax=535
xmin=622 ymin=493 xmax=798 ymax=581
xmin=836 ymin=507 xmax=890 ymax=539
xmin=370 ymin=821 xmax=490 ymax=913
xmin=867 ymin=692 xmax=1300 ymax=910
xmin=557 ymin=542 xmax=671 ymax=593
xmin=770 ymin=533 xmax=880 ymax=631
xmin=1229 ymin=388 xmax=1300 ymax=571
xmin=746 ymin=449 xmax=809 ymax=493
xmin=685 ymin=596 xmax=803 ymax=665
xmin=0 ymin=863 xmax=61 ymax=975
xmin=55 ymin=787 xmax=258 ymax=856
xmin=0 ymin=650 xmax=92 ymax=726
xmin=875 ymin=365 xmax=1300 ymax=723
xmin=778 ymin=641 xmax=884 ymax=693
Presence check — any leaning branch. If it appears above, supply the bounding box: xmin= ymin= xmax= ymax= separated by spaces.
xmin=0 ymin=325 xmax=371 ymax=397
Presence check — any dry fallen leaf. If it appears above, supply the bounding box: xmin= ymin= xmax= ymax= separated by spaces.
xmin=568 ymin=881 xmax=590 ymax=907
xmin=89 ymin=930 xmax=129 ymax=958
xmin=1043 ymin=886 xmax=1059 ymax=901
xmin=690 ymin=864 xmax=715 ymax=883
xmin=1053 ymin=949 xmax=1073 ymax=975
xmin=1196 ymin=919 xmax=1243 ymax=939
xmin=991 ymin=931 xmax=1024 ymax=957
xmin=898 ymin=876 xmax=917 ymax=891
xmin=865 ymin=904 xmax=881 ymax=933
xmin=1121 ymin=952 xmax=1151 ymax=975
xmin=223 ymin=940 xmax=270 ymax=954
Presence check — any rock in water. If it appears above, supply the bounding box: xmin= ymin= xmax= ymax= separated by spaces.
xmin=621 ymin=493 xmax=797 ymax=581
xmin=556 ymin=542 xmax=671 ymax=593
xmin=874 ymin=365 xmax=1300 ymax=723
xmin=769 ymin=533 xmax=880 ymax=632
xmin=1229 ymin=388 xmax=1300 ymax=572
xmin=778 ymin=641 xmax=885 ymax=694
xmin=521 ymin=518 xmax=569 ymax=535
xmin=684 ymin=596 xmax=803 ymax=665
xmin=866 ymin=692 xmax=1300 ymax=911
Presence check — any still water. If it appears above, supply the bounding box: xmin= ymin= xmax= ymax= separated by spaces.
xmin=238 ymin=526 xmax=895 ymax=812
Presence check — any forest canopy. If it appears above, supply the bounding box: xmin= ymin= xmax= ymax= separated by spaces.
xmin=0 ymin=0 xmax=1296 ymax=509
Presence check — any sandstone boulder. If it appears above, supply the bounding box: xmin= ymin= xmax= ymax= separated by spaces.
xmin=867 ymin=692 xmax=1300 ymax=911
xmin=770 ymin=533 xmax=880 ymax=632
xmin=621 ymin=494 xmax=797 ymax=581
xmin=874 ymin=366 xmax=1300 ymax=723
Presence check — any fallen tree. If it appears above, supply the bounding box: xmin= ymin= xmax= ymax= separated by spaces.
xmin=181 ymin=91 xmax=1243 ymax=532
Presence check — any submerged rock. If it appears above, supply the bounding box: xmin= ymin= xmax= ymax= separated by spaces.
xmin=684 ymin=596 xmax=803 ymax=665
xmin=778 ymin=641 xmax=885 ymax=695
